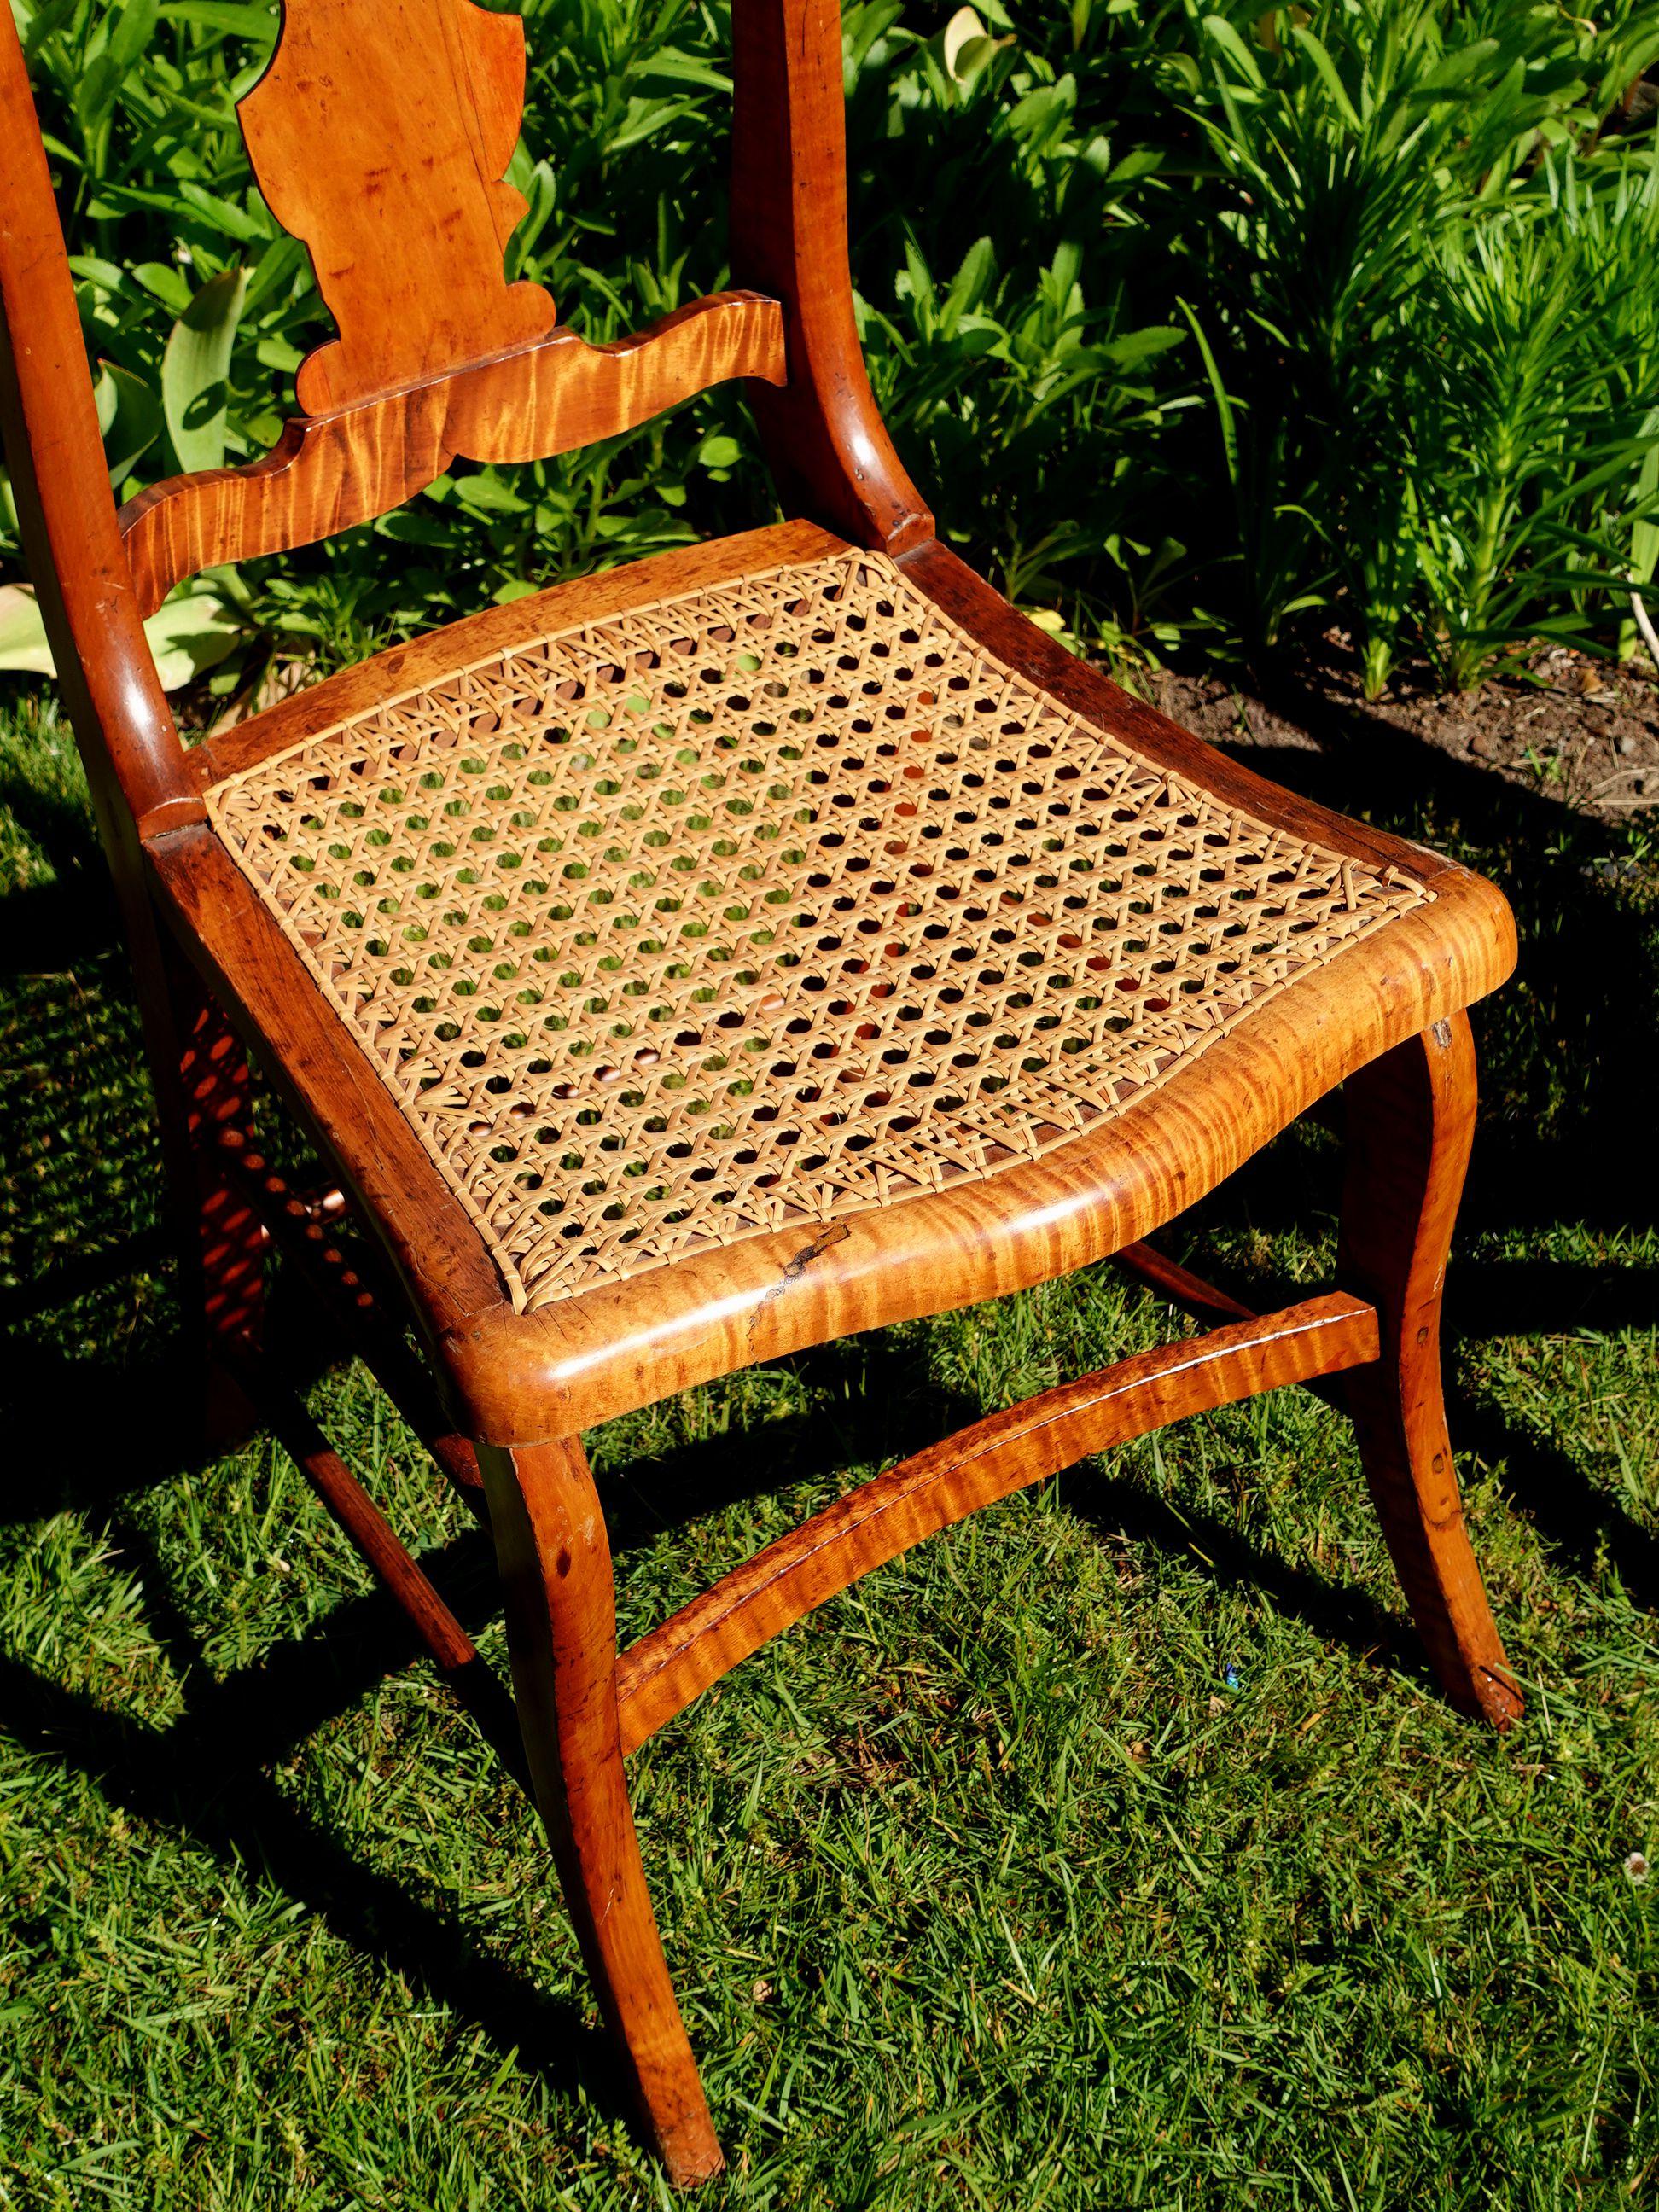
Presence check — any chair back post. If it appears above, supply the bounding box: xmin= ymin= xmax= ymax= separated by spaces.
xmin=0 ymin=13 xmax=201 ymax=846
xmin=731 ymin=0 xmax=934 ymax=554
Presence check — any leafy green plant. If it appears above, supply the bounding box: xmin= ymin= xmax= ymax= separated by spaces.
xmin=4 ymin=0 xmax=1659 ymax=701
xmin=1409 ymin=189 xmax=1656 ymax=690
xmin=1175 ymin=0 xmax=1659 ymax=686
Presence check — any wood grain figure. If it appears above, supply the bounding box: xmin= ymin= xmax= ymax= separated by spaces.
xmin=238 ymin=0 xmax=556 ymax=411
xmin=0 ymin=0 xmax=1524 ymax=2185
xmin=122 ymin=296 xmax=786 ymax=617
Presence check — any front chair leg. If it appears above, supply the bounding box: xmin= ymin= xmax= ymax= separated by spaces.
xmin=1338 ymin=1013 xmax=1522 ymax=1729
xmin=478 ymin=1437 xmax=724 ymax=2189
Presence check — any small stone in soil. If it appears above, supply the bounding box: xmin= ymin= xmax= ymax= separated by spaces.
xmin=1616 ymin=732 xmax=1638 ymax=756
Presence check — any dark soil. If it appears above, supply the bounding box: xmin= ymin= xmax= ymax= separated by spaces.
xmin=1153 ymin=636 xmax=1659 ymax=830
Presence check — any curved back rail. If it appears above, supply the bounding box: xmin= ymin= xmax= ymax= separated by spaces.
xmin=121 ymin=297 xmax=787 ymax=619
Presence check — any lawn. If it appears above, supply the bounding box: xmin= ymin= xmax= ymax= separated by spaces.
xmin=0 ymin=657 xmax=1655 ymax=2212
xmin=6 ymin=0 xmax=1659 ymax=2198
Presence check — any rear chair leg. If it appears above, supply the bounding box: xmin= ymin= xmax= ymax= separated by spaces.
xmin=157 ymin=946 xmax=266 ymax=1445
xmin=1338 ymin=1014 xmax=1522 ymax=1729
xmin=478 ymin=1437 xmax=724 ymax=2189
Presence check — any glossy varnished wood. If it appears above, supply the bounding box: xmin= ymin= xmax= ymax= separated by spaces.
xmin=479 ymin=1438 xmax=724 ymax=2187
xmin=208 ymin=1124 xmax=486 ymax=1504
xmin=155 ymin=513 xmax=1518 ymax=1451
xmin=1338 ymin=1016 xmax=1522 ymax=1727
xmin=439 ymin=803 xmax=1511 ymax=1441
xmin=148 ymin=717 xmax=1511 ymax=1448
xmin=731 ymin=0 xmax=932 ymax=550
xmin=118 ymin=0 xmax=791 ymax=614
xmin=614 ymin=1294 xmax=1378 ymax=1754
xmin=237 ymin=0 xmax=556 ymax=412
xmin=239 ymin=1348 xmax=480 ymax=1677
xmin=0 ymin=20 xmax=197 ymax=833
xmin=174 ymin=953 xmax=268 ymax=1442
xmin=147 ymin=821 xmax=507 ymax=1347
xmin=122 ymin=296 xmax=786 ymax=618
xmin=1113 ymin=1240 xmax=1256 ymax=1327
xmin=227 ymin=1341 xmax=531 ymax=1786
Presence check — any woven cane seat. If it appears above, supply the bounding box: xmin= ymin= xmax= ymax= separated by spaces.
xmin=205 ymin=537 xmax=1430 ymax=1313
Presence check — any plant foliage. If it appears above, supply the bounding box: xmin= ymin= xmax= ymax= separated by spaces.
xmin=5 ymin=0 xmax=1659 ymax=696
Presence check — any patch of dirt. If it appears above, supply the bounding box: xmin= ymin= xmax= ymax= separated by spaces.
xmin=1150 ymin=636 xmax=1659 ymax=829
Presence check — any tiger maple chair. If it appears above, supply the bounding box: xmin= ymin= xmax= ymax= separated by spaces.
xmin=0 ymin=0 xmax=1521 ymax=2186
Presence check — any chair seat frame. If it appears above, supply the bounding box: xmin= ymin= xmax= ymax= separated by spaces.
xmin=0 ymin=0 xmax=1520 ymax=2185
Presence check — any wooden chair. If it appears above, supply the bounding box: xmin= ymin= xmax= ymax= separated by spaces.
xmin=0 ymin=0 xmax=1521 ymax=2186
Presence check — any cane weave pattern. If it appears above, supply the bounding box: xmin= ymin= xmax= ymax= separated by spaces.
xmin=207 ymin=544 xmax=1431 ymax=1310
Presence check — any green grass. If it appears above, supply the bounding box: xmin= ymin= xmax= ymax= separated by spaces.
xmin=0 ymin=688 xmax=1656 ymax=2209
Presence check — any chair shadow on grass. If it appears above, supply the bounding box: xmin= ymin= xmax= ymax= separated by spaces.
xmin=1235 ymin=667 xmax=1659 ymax=1247
xmin=1 ymin=684 xmax=1656 ymax=2117
xmin=0 ymin=1261 xmax=1484 ymax=2122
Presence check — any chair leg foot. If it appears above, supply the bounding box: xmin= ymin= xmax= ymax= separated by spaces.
xmin=479 ymin=1436 xmax=724 ymax=2188
xmin=1338 ymin=1015 xmax=1522 ymax=1731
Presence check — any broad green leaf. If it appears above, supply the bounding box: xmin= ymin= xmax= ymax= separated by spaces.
xmin=375 ymin=508 xmax=460 ymax=548
xmin=0 ymin=584 xmax=58 ymax=678
xmin=1102 ymin=326 xmax=1185 ymax=368
xmin=67 ymin=255 xmax=126 ymax=297
xmin=0 ymin=581 xmax=241 ymax=690
xmin=76 ymin=0 xmax=159 ymax=130
xmin=143 ymin=585 xmax=246 ymax=690
xmin=945 ymin=237 xmax=997 ymax=320
xmin=1289 ymin=28 xmax=1362 ymax=132
xmin=504 ymin=151 xmax=556 ymax=280
xmin=1008 ymin=75 xmax=1076 ymax=147
xmin=452 ymin=470 xmax=530 ymax=516
xmin=941 ymin=6 xmax=987 ymax=83
xmin=92 ymin=361 xmax=162 ymax=486
xmin=131 ymin=261 xmax=192 ymax=315
xmin=158 ymin=1 xmax=283 ymax=31
xmin=177 ymin=181 xmax=273 ymax=246
xmin=634 ymin=49 xmax=732 ymax=92
xmin=161 ymin=266 xmax=248 ymax=474
xmin=1203 ymin=15 xmax=1266 ymax=90
xmin=254 ymin=335 xmax=304 ymax=374
xmin=241 ymin=235 xmax=308 ymax=317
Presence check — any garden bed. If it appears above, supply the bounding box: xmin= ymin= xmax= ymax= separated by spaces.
xmin=1160 ymin=645 xmax=1659 ymax=830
